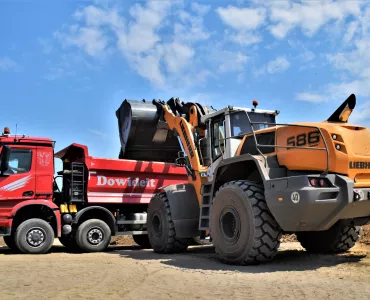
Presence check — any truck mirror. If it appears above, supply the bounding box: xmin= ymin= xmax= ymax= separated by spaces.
xmin=0 ymin=146 xmax=10 ymax=175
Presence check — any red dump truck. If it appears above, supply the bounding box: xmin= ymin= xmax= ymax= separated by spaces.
xmin=0 ymin=99 xmax=188 ymax=254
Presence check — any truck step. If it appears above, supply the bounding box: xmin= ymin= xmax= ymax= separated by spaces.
xmin=116 ymin=220 xmax=147 ymax=225
xmin=115 ymin=231 xmax=148 ymax=235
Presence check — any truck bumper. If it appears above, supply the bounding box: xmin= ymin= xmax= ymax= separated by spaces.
xmin=264 ymin=174 xmax=370 ymax=232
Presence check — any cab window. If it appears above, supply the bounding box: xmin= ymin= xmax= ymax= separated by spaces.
xmin=6 ymin=149 xmax=32 ymax=174
xmin=212 ymin=117 xmax=225 ymax=160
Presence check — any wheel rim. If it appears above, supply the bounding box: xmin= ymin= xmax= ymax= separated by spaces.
xmin=152 ymin=212 xmax=162 ymax=238
xmin=87 ymin=227 xmax=104 ymax=245
xmin=26 ymin=227 xmax=46 ymax=248
xmin=219 ymin=206 xmax=241 ymax=245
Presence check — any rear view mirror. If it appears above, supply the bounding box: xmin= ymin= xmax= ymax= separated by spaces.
xmin=0 ymin=146 xmax=10 ymax=175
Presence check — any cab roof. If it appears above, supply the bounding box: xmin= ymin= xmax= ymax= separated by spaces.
xmin=0 ymin=134 xmax=55 ymax=147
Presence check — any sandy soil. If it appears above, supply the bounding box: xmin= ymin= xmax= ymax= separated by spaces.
xmin=1 ymin=239 xmax=370 ymax=300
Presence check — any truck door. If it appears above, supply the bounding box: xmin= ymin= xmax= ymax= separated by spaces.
xmin=0 ymin=147 xmax=35 ymax=200
xmin=35 ymin=146 xmax=54 ymax=199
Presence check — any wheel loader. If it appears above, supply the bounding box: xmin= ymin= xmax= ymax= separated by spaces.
xmin=121 ymin=94 xmax=370 ymax=265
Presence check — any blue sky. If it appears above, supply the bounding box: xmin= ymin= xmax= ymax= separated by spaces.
xmin=1 ymin=0 xmax=370 ymax=173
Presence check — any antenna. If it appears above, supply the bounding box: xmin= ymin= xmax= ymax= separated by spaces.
xmin=15 ymin=124 xmax=18 ymax=141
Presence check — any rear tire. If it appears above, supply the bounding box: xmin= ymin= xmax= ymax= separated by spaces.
xmin=3 ymin=235 xmax=16 ymax=250
xmin=133 ymin=234 xmax=152 ymax=248
xmin=296 ymin=221 xmax=360 ymax=253
xmin=14 ymin=219 xmax=55 ymax=254
xmin=147 ymin=193 xmax=189 ymax=253
xmin=76 ymin=219 xmax=111 ymax=253
xmin=211 ymin=180 xmax=282 ymax=265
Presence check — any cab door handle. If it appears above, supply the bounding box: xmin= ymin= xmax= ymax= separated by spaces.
xmin=23 ymin=191 xmax=34 ymax=197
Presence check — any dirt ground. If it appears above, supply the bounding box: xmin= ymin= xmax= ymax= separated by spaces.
xmin=1 ymin=227 xmax=370 ymax=300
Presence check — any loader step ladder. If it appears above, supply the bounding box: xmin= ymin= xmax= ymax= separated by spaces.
xmin=199 ymin=182 xmax=212 ymax=230
xmin=71 ymin=162 xmax=85 ymax=203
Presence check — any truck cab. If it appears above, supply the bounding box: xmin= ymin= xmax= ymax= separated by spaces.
xmin=0 ymin=128 xmax=60 ymax=253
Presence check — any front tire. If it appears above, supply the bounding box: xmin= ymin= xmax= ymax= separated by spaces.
xmin=75 ymin=219 xmax=111 ymax=253
xmin=296 ymin=221 xmax=360 ymax=253
xmin=211 ymin=180 xmax=282 ymax=265
xmin=147 ymin=193 xmax=189 ymax=253
xmin=14 ymin=219 xmax=55 ymax=254
xmin=133 ymin=234 xmax=152 ymax=248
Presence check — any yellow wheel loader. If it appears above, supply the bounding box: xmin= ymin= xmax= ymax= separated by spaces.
xmin=121 ymin=94 xmax=369 ymax=265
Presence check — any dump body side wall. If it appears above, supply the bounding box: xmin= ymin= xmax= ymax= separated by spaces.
xmin=84 ymin=157 xmax=188 ymax=204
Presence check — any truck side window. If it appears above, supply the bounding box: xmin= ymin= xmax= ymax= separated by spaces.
xmin=212 ymin=117 xmax=225 ymax=160
xmin=6 ymin=149 xmax=32 ymax=174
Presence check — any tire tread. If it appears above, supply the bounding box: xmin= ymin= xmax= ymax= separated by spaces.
xmin=214 ymin=180 xmax=282 ymax=265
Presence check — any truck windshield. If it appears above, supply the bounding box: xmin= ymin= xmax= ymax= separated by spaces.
xmin=230 ymin=111 xmax=276 ymax=137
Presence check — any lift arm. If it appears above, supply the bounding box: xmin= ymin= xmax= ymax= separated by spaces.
xmin=152 ymin=98 xmax=209 ymax=203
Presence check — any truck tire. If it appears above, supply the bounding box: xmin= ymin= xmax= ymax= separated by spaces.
xmin=296 ymin=222 xmax=360 ymax=253
xmin=211 ymin=180 xmax=282 ymax=265
xmin=75 ymin=219 xmax=111 ymax=252
xmin=3 ymin=235 xmax=16 ymax=250
xmin=147 ymin=192 xmax=189 ymax=253
xmin=133 ymin=234 xmax=152 ymax=248
xmin=59 ymin=235 xmax=81 ymax=252
xmin=14 ymin=218 xmax=55 ymax=254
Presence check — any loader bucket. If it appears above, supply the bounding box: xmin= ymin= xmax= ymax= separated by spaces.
xmin=116 ymin=99 xmax=181 ymax=163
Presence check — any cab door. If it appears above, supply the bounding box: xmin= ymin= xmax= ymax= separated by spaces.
xmin=35 ymin=146 xmax=54 ymax=199
xmin=0 ymin=146 xmax=36 ymax=201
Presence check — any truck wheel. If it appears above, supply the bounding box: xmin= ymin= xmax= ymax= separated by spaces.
xmin=147 ymin=192 xmax=189 ymax=253
xmin=211 ymin=180 xmax=282 ymax=265
xmin=296 ymin=221 xmax=360 ymax=253
xmin=59 ymin=235 xmax=81 ymax=252
xmin=14 ymin=218 xmax=55 ymax=254
xmin=3 ymin=235 xmax=16 ymax=250
xmin=75 ymin=219 xmax=111 ymax=252
xmin=133 ymin=234 xmax=152 ymax=248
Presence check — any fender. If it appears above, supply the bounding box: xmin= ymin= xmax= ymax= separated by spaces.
xmin=162 ymin=183 xmax=200 ymax=238
xmin=73 ymin=206 xmax=117 ymax=235
xmin=10 ymin=200 xmax=61 ymax=237
xmin=210 ymin=154 xmax=271 ymax=197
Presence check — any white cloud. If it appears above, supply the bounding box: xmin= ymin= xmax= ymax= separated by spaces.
xmin=297 ymin=5 xmax=370 ymax=105
xmin=191 ymin=2 xmax=210 ymax=16
xmin=229 ymin=31 xmax=262 ymax=46
xmin=218 ymin=51 xmax=249 ymax=73
xmin=216 ymin=5 xmax=265 ymax=46
xmin=0 ymin=57 xmax=19 ymax=71
xmin=217 ymin=6 xmax=266 ymax=30
xmin=296 ymin=93 xmax=326 ymax=103
xmin=269 ymin=1 xmax=364 ymax=39
xmin=174 ymin=10 xmax=210 ymax=43
xmin=255 ymin=56 xmax=290 ymax=77
xmin=267 ymin=56 xmax=290 ymax=73
xmin=343 ymin=21 xmax=359 ymax=44
xmin=164 ymin=42 xmax=194 ymax=73
xmin=350 ymin=101 xmax=370 ymax=124
xmin=55 ymin=26 xmax=109 ymax=57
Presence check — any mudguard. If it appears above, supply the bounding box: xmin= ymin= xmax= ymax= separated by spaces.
xmin=162 ymin=183 xmax=200 ymax=238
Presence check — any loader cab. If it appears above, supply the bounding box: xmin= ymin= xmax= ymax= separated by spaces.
xmin=200 ymin=103 xmax=278 ymax=166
